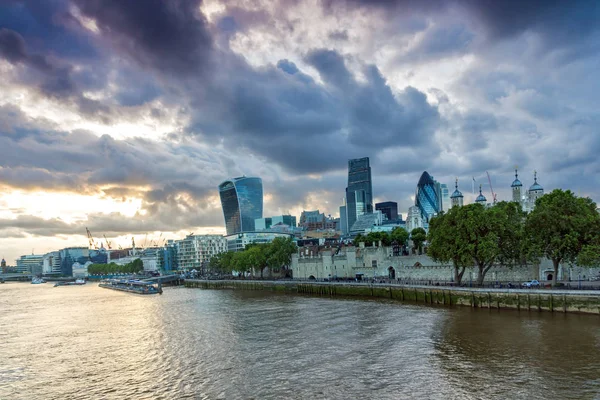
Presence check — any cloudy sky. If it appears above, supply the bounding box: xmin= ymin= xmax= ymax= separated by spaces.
xmin=0 ymin=0 xmax=599 ymax=263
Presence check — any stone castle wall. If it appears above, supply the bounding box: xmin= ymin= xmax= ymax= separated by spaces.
xmin=291 ymin=245 xmax=593 ymax=284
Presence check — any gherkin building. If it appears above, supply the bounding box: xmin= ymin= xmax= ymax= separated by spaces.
xmin=415 ymin=171 xmax=442 ymax=223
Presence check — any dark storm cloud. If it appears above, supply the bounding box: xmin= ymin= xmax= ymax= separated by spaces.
xmin=188 ymin=48 xmax=439 ymax=174
xmin=2 ymin=0 xmax=600 ymax=243
xmin=0 ymin=0 xmax=98 ymax=59
xmin=73 ymin=0 xmax=213 ymax=76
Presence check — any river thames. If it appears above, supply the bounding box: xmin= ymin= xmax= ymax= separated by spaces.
xmin=0 ymin=283 xmax=599 ymax=399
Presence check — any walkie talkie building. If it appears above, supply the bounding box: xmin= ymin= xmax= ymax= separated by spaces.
xmin=218 ymin=177 xmax=263 ymax=235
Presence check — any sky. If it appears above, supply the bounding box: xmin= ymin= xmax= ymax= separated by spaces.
xmin=0 ymin=0 xmax=599 ymax=264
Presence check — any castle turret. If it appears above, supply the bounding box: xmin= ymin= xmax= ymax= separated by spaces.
xmin=511 ymin=168 xmax=523 ymax=203
xmin=528 ymin=170 xmax=544 ymax=209
xmin=450 ymin=178 xmax=464 ymax=208
xmin=475 ymin=184 xmax=487 ymax=205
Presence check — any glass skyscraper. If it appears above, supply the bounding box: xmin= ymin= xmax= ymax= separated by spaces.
xmin=219 ymin=177 xmax=263 ymax=235
xmin=415 ymin=171 xmax=442 ymax=224
xmin=346 ymin=157 xmax=373 ymax=231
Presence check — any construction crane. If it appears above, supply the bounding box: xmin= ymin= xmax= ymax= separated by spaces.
xmin=154 ymin=233 xmax=163 ymax=247
xmin=486 ymin=171 xmax=498 ymax=204
xmin=86 ymin=227 xmax=98 ymax=249
xmin=103 ymin=235 xmax=112 ymax=250
xmin=142 ymin=234 xmax=148 ymax=249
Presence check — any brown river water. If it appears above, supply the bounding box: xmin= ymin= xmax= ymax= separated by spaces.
xmin=0 ymin=283 xmax=599 ymax=399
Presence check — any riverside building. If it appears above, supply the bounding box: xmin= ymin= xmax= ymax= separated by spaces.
xmin=175 ymin=234 xmax=227 ymax=270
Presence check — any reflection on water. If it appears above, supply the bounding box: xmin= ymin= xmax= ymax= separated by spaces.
xmin=0 ymin=283 xmax=598 ymax=399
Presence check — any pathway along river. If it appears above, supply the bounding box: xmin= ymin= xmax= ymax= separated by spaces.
xmin=1 ymin=283 xmax=599 ymax=399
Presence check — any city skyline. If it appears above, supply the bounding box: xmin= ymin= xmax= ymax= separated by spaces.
xmin=1 ymin=0 xmax=599 ymax=263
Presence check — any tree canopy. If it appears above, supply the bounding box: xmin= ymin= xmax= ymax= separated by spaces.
xmin=428 ymin=207 xmax=472 ymax=285
xmin=526 ymin=189 xmax=600 ymax=285
xmin=88 ymin=258 xmax=144 ymax=275
xmin=390 ymin=227 xmax=409 ymax=246
xmin=209 ymin=237 xmax=297 ymax=278
xmin=427 ymin=202 xmax=525 ymax=285
xmin=410 ymin=227 xmax=427 ymax=254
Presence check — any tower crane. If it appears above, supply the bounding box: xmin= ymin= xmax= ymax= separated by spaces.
xmin=86 ymin=227 xmax=98 ymax=249
xmin=103 ymin=235 xmax=112 ymax=250
xmin=486 ymin=171 xmax=498 ymax=204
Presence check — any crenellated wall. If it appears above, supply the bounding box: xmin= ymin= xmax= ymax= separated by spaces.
xmin=292 ymin=245 xmax=595 ymax=284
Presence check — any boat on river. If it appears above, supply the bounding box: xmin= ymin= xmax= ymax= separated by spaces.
xmin=54 ymin=279 xmax=86 ymax=287
xmin=31 ymin=277 xmax=46 ymax=284
xmin=99 ymin=279 xmax=162 ymax=295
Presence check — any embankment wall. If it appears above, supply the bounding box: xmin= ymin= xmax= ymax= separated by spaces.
xmin=185 ymin=280 xmax=600 ymax=315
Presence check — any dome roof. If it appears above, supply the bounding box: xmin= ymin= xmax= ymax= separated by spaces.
xmin=511 ymin=169 xmax=522 ymax=188
xmin=476 ymin=193 xmax=487 ymax=202
xmin=529 ymin=182 xmax=543 ymax=191
xmin=450 ymin=189 xmax=463 ymax=199
xmin=529 ymin=171 xmax=543 ymax=192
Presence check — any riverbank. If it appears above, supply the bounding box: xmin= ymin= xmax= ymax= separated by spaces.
xmin=185 ymin=279 xmax=600 ymax=315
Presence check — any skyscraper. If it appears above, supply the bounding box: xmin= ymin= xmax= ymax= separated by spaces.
xmin=415 ymin=171 xmax=442 ymax=224
xmin=346 ymin=157 xmax=373 ymax=231
xmin=375 ymin=201 xmax=398 ymax=221
xmin=440 ymin=183 xmax=450 ymax=212
xmin=219 ymin=177 xmax=263 ymax=235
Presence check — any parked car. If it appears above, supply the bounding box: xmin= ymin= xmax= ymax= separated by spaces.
xmin=522 ymin=280 xmax=541 ymax=288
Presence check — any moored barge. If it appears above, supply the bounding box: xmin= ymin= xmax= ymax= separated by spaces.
xmin=99 ymin=279 xmax=162 ymax=295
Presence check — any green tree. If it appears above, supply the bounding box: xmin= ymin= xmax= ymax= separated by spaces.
xmin=246 ymin=244 xmax=269 ymax=278
xmin=365 ymin=231 xmax=391 ymax=246
xmin=390 ymin=227 xmax=409 ymax=247
xmin=267 ymin=237 xmax=297 ymax=274
xmin=209 ymin=251 xmax=235 ymax=274
xmin=353 ymin=233 xmax=365 ymax=246
xmin=428 ymin=202 xmax=525 ymax=286
xmin=526 ymin=189 xmax=600 ymax=286
xmin=410 ymin=227 xmax=427 ymax=254
xmin=428 ymin=209 xmax=471 ymax=285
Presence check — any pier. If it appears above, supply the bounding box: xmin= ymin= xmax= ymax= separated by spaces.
xmin=185 ymin=279 xmax=600 ymax=315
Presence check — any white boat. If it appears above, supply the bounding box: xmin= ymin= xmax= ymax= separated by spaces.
xmin=31 ymin=278 xmax=46 ymax=284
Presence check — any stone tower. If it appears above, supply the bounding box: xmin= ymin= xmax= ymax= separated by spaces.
xmin=475 ymin=184 xmax=487 ymax=206
xmin=511 ymin=168 xmax=523 ymax=203
xmin=1 ymin=258 xmax=6 ymax=273
xmin=450 ymin=178 xmax=464 ymax=208
xmin=528 ymin=171 xmax=544 ymax=210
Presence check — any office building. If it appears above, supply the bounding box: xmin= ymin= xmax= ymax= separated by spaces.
xmin=42 ymin=251 xmax=61 ymax=274
xmin=375 ymin=201 xmax=398 ymax=221
xmin=272 ymin=215 xmax=296 ymax=228
xmin=16 ymin=254 xmax=43 ymax=274
xmin=345 ymin=157 xmax=373 ymax=231
xmin=176 ymin=234 xmax=227 ymax=270
xmin=255 ymin=217 xmax=273 ymax=231
xmin=415 ymin=171 xmax=442 ymax=225
xmin=59 ymin=247 xmax=90 ymax=276
xmin=219 ymin=176 xmax=263 ymax=235
xmin=340 ymin=205 xmax=348 ymax=235
xmin=225 ymin=232 xmax=294 ymax=252
xmin=440 ymin=184 xmax=450 ymax=212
